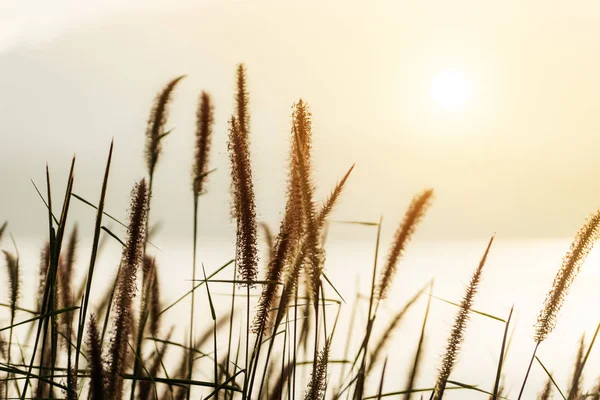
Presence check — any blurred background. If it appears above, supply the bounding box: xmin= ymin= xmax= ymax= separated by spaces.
xmin=3 ymin=0 xmax=600 ymax=240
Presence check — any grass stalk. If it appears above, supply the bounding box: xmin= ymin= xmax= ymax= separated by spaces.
xmin=492 ymin=306 xmax=514 ymax=400
xmin=74 ymin=142 xmax=113 ymax=379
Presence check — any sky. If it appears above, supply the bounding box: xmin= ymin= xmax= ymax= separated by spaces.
xmin=2 ymin=0 xmax=600 ymax=241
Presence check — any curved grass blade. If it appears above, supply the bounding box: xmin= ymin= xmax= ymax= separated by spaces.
xmin=535 ymin=356 xmax=567 ymax=400
xmin=101 ymin=226 xmax=125 ymax=247
xmin=446 ymin=380 xmax=494 ymax=396
xmin=364 ymin=386 xmax=465 ymax=399
xmin=71 ymin=193 xmax=160 ymax=250
xmin=332 ymin=220 xmax=379 ymax=227
xmin=425 ymin=293 xmax=505 ymax=323
xmin=0 ymin=307 xmax=79 ymax=333
xmin=121 ymin=375 xmax=241 ymax=391
xmin=322 ymin=273 xmax=346 ymax=304
xmin=29 ymin=179 xmax=59 ymax=225
xmin=492 ymin=305 xmax=514 ymax=400
xmin=404 ymin=280 xmax=433 ymax=400
xmin=157 ymin=260 xmax=233 ymax=317
xmin=73 ymin=141 xmax=113 ymax=384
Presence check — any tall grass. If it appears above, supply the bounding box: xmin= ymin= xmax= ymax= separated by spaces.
xmin=518 ymin=210 xmax=600 ymax=399
xmin=1 ymin=64 xmax=599 ymax=400
xmin=106 ymin=179 xmax=148 ymax=400
xmin=189 ymin=89 xmax=215 ymax=398
xmin=430 ymin=236 xmax=494 ymax=400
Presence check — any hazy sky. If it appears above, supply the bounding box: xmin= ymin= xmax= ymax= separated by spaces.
xmin=2 ymin=0 xmax=600 ymax=241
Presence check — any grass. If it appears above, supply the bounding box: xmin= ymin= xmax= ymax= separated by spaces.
xmin=0 ymin=63 xmax=600 ymax=400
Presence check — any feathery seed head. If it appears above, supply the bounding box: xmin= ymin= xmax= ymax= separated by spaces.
xmin=228 ymin=69 xmax=259 ymax=285
xmin=304 ymin=339 xmax=330 ymax=400
xmin=3 ymin=251 xmax=19 ymax=318
xmin=252 ymin=228 xmax=294 ymax=334
xmin=292 ymin=100 xmax=312 ymax=156
xmin=316 ymin=164 xmax=355 ymax=230
xmin=87 ymin=315 xmax=105 ymax=400
xmin=432 ymin=236 xmax=494 ymax=400
xmin=534 ymin=210 xmax=600 ymax=343
xmin=290 ymin=112 xmax=323 ymax=301
xmin=124 ymin=179 xmax=149 ymax=270
xmin=104 ymin=179 xmax=148 ymax=400
xmin=143 ymin=256 xmax=161 ymax=338
xmin=37 ymin=242 xmax=50 ymax=312
xmin=193 ymin=91 xmax=215 ymax=195
xmin=236 ymin=64 xmax=250 ymax=140
xmin=377 ymin=189 xmax=434 ymax=301
xmin=538 ymin=378 xmax=553 ymax=400
xmin=286 ymin=100 xmax=314 ymax=241
xmin=0 ymin=333 xmax=6 ymax=360
xmin=0 ymin=221 xmax=7 ymax=243
xmin=228 ymin=115 xmax=258 ymax=284
xmin=145 ymin=75 xmax=185 ymax=177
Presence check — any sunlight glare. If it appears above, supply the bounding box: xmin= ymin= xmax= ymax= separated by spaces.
xmin=431 ymin=69 xmax=471 ymax=111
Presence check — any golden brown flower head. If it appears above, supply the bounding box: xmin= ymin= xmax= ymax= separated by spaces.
xmin=304 ymin=339 xmax=330 ymax=400
xmin=236 ymin=64 xmax=250 ymax=141
xmin=3 ymin=251 xmax=19 ymax=319
xmin=124 ymin=179 xmax=149 ymax=270
xmin=193 ymin=91 xmax=215 ymax=195
xmin=377 ymin=189 xmax=434 ymax=301
xmin=87 ymin=315 xmax=105 ymax=400
xmin=432 ymin=236 xmax=494 ymax=400
xmin=145 ymin=75 xmax=185 ymax=177
xmin=534 ymin=210 xmax=600 ymax=343
xmin=228 ymin=66 xmax=258 ymax=285
xmin=105 ymin=179 xmax=148 ymax=400
xmin=228 ymin=115 xmax=259 ymax=285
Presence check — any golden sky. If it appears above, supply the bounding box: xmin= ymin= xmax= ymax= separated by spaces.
xmin=2 ymin=0 xmax=600 ymax=239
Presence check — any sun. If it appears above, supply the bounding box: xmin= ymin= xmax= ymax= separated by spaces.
xmin=431 ymin=69 xmax=471 ymax=111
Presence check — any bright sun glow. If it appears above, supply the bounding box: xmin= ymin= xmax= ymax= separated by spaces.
xmin=431 ymin=69 xmax=471 ymax=111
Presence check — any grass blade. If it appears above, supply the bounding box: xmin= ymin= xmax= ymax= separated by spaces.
xmin=535 ymin=356 xmax=567 ymax=400
xmin=74 ymin=141 xmax=113 ymax=381
xmin=492 ymin=305 xmax=514 ymax=400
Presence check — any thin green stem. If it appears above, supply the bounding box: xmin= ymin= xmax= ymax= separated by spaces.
xmin=517 ymin=342 xmax=539 ymax=400
xmin=188 ymin=194 xmax=199 ymax=400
